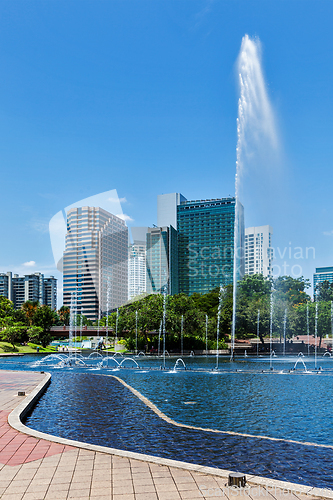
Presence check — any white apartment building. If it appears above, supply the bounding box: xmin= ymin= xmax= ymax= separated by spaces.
xmin=245 ymin=225 xmax=273 ymax=277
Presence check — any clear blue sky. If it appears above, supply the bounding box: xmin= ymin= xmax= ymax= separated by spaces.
xmin=1 ymin=0 xmax=332 ymax=302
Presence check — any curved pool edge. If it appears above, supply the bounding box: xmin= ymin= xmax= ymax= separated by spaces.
xmin=111 ymin=374 xmax=333 ymax=450
xmin=7 ymin=371 xmax=333 ymax=499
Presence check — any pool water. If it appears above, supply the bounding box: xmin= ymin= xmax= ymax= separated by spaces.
xmin=1 ymin=353 xmax=333 ymax=488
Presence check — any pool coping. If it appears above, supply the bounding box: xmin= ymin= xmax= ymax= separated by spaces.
xmin=7 ymin=370 xmax=333 ymax=499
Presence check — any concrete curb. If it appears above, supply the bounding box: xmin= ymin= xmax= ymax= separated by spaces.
xmin=7 ymin=371 xmax=333 ymax=499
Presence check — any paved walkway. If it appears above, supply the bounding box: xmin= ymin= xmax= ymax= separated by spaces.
xmin=0 ymin=370 xmax=329 ymax=500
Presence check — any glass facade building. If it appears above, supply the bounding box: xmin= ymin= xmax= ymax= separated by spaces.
xmin=177 ymin=197 xmax=244 ymax=295
xmin=313 ymin=267 xmax=333 ymax=291
xmin=63 ymin=207 xmax=128 ymax=321
xmin=146 ymin=226 xmax=178 ymax=295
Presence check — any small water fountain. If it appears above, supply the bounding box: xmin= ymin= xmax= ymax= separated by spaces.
xmin=173 ymin=358 xmax=186 ymax=371
xmin=292 ymin=358 xmax=309 ymax=373
xmin=99 ymin=357 xmax=120 ymax=368
xmin=119 ymin=358 xmax=139 ymax=368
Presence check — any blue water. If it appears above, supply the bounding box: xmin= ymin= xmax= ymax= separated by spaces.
xmin=1 ymin=353 xmax=333 ymax=488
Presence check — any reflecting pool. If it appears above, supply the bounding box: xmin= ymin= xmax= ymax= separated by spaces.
xmin=1 ymin=353 xmax=333 ymax=489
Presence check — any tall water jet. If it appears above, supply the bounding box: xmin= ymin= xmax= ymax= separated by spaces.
xmin=307 ymin=301 xmax=310 ymax=357
xmin=79 ymin=308 xmax=83 ymax=352
xmin=331 ymin=301 xmax=333 ymax=355
xmin=205 ymin=314 xmax=208 ymax=355
xmin=106 ymin=278 xmax=110 ymax=357
xmin=283 ymin=308 xmax=287 ymax=356
xmin=135 ymin=310 xmax=138 ymax=355
xmin=69 ymin=291 xmax=76 ymax=354
xmin=115 ymin=308 xmax=119 ymax=352
xmin=315 ymin=291 xmax=318 ymax=369
xmin=162 ymin=291 xmax=167 ymax=369
xmin=232 ymin=35 xmax=278 ymax=357
xmin=158 ymin=319 xmax=162 ymax=357
xmin=181 ymin=314 xmax=184 ymax=356
xmin=257 ymin=309 xmax=260 ymax=357
xmin=216 ymin=286 xmax=223 ymax=369
xmin=269 ymin=288 xmax=274 ymax=369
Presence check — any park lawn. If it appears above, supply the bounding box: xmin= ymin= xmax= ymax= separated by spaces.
xmin=0 ymin=341 xmax=57 ymax=354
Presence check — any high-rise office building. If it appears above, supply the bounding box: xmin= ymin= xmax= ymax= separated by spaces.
xmin=0 ymin=272 xmax=57 ymax=309
xmin=177 ymin=197 xmax=244 ymax=295
xmin=157 ymin=193 xmax=186 ymax=229
xmin=128 ymin=227 xmax=147 ymax=300
xmin=313 ymin=267 xmax=333 ymax=291
xmin=146 ymin=226 xmax=178 ymax=295
xmin=245 ymin=225 xmax=273 ymax=277
xmin=63 ymin=206 xmax=128 ymax=321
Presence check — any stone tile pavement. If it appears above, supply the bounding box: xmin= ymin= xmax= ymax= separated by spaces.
xmin=0 ymin=370 xmax=330 ymax=500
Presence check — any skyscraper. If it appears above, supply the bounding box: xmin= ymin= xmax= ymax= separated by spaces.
xmin=128 ymin=227 xmax=147 ymax=300
xmin=157 ymin=193 xmax=186 ymax=229
xmin=177 ymin=197 xmax=244 ymax=295
xmin=146 ymin=226 xmax=178 ymax=295
xmin=245 ymin=225 xmax=273 ymax=277
xmin=63 ymin=207 xmax=128 ymax=321
xmin=313 ymin=267 xmax=333 ymax=290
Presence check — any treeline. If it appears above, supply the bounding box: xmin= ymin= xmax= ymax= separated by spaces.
xmin=0 ymin=298 xmax=58 ymax=347
xmin=98 ymin=274 xmax=331 ymax=350
xmin=1 ymin=274 xmax=331 ymax=350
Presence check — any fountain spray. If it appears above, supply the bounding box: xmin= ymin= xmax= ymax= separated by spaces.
xmin=315 ymin=290 xmax=318 ymax=370
xmin=307 ymin=301 xmax=310 ymax=357
xmin=270 ymin=288 xmax=274 ymax=369
xmin=331 ymin=301 xmax=333 ymax=356
xmin=205 ymin=314 xmax=208 ymax=356
xmin=283 ymin=308 xmax=287 ymax=356
xmin=181 ymin=314 xmax=184 ymax=357
xmin=257 ymin=309 xmax=260 ymax=357
xmin=135 ymin=310 xmax=138 ymax=355
xmin=216 ymin=286 xmax=223 ymax=369
xmin=163 ymin=291 xmax=166 ymax=369
xmin=106 ymin=279 xmax=110 ymax=358
xmin=115 ymin=308 xmax=119 ymax=353
xmin=232 ymin=35 xmax=278 ymax=358
xmin=158 ymin=319 xmax=162 ymax=357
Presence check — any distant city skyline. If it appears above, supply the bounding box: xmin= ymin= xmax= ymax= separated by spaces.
xmin=1 ymin=1 xmax=332 ymax=303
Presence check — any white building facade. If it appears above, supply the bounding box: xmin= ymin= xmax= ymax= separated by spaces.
xmin=245 ymin=225 xmax=273 ymax=278
xmin=63 ymin=207 xmax=128 ymax=321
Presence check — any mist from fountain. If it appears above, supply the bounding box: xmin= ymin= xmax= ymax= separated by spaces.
xmin=215 ymin=286 xmax=223 ymax=369
xmin=231 ymin=35 xmax=278 ymax=358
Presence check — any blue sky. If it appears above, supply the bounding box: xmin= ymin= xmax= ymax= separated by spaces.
xmin=1 ymin=0 xmax=332 ymax=303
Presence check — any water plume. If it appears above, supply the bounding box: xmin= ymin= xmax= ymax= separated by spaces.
xmin=231 ymin=35 xmax=279 ymax=356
